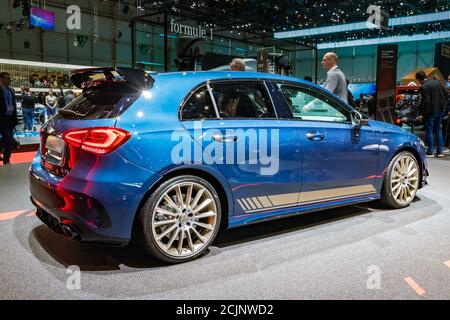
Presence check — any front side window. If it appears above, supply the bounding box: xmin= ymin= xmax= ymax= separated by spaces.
xmin=277 ymin=83 xmax=351 ymax=123
xmin=210 ymin=81 xmax=276 ymax=119
xmin=180 ymin=86 xmax=217 ymax=120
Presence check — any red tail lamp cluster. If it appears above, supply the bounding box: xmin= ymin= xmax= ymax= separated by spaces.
xmin=63 ymin=128 xmax=131 ymax=155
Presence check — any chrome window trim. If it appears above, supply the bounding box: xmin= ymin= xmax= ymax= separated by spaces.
xmin=263 ymin=81 xmax=278 ymax=119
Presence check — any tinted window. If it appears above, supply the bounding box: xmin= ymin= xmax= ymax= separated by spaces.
xmin=210 ymin=82 xmax=276 ymax=119
xmin=59 ymin=87 xmax=139 ymax=120
xmin=181 ymin=86 xmax=217 ymax=120
xmin=277 ymin=83 xmax=351 ymax=123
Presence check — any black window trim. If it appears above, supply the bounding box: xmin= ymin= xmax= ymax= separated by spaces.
xmin=263 ymin=81 xmax=279 ymax=119
xmin=272 ymin=80 xmax=355 ymax=125
xmin=264 ymin=81 xmax=293 ymax=119
xmin=179 ymin=78 xmax=279 ymax=121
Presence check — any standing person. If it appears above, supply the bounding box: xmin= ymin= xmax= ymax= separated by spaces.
xmin=45 ymin=89 xmax=57 ymax=121
xmin=36 ymin=92 xmax=44 ymax=104
xmin=64 ymin=90 xmax=75 ymax=105
xmin=443 ymin=77 xmax=450 ymax=148
xmin=415 ymin=71 xmax=448 ymax=158
xmin=20 ymin=85 xmax=26 ymax=98
xmin=321 ymin=52 xmax=348 ymax=103
xmin=230 ymin=58 xmax=246 ymax=71
xmin=57 ymin=89 xmax=66 ymax=111
xmin=21 ymin=87 xmax=36 ymax=131
xmin=19 ymin=85 xmax=27 ymax=131
xmin=0 ymin=72 xmax=18 ymax=165
xmin=444 ymin=107 xmax=450 ymax=149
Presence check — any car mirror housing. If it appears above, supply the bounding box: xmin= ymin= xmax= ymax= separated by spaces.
xmin=351 ymin=110 xmax=369 ymax=128
xmin=351 ymin=110 xmax=369 ymax=142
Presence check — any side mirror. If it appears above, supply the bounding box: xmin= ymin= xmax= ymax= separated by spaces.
xmin=351 ymin=110 xmax=369 ymax=142
xmin=351 ymin=110 xmax=369 ymax=128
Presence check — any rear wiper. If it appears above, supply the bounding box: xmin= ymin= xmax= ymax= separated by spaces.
xmin=59 ymin=109 xmax=87 ymax=118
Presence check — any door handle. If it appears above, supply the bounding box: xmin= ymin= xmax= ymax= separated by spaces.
xmin=212 ymin=132 xmax=239 ymax=143
xmin=306 ymin=132 xmax=325 ymax=141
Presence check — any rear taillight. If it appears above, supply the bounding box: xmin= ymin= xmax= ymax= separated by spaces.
xmin=63 ymin=128 xmax=131 ymax=155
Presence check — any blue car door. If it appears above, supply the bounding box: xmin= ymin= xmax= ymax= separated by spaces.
xmin=180 ymin=80 xmax=302 ymax=219
xmin=274 ymin=82 xmax=381 ymax=206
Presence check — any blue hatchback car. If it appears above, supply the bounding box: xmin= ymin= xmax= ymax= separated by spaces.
xmin=30 ymin=68 xmax=428 ymax=263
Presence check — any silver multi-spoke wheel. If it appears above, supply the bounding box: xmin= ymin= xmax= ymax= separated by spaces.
xmin=390 ymin=154 xmax=419 ymax=206
xmin=151 ymin=181 xmax=218 ymax=259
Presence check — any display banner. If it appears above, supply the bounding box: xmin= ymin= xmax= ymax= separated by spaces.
xmin=375 ymin=44 xmax=398 ymax=123
xmin=435 ymin=42 xmax=450 ymax=79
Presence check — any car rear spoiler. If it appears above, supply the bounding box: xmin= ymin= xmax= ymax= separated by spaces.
xmin=69 ymin=67 xmax=154 ymax=90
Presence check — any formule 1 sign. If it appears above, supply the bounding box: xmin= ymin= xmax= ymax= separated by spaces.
xmin=170 ymin=19 xmax=213 ymax=40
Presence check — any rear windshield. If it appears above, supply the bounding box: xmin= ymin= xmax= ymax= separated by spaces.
xmin=59 ymin=86 xmax=141 ymax=120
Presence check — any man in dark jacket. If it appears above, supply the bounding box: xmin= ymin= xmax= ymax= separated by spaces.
xmin=444 ymin=75 xmax=450 ymax=148
xmin=416 ymin=71 xmax=448 ymax=157
xmin=21 ymin=87 xmax=36 ymax=131
xmin=0 ymin=72 xmax=18 ymax=165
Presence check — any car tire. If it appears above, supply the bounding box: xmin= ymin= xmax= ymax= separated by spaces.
xmin=379 ymin=151 xmax=420 ymax=209
xmin=136 ymin=175 xmax=222 ymax=264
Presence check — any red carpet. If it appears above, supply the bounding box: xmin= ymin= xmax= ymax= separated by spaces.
xmin=0 ymin=151 xmax=37 ymax=166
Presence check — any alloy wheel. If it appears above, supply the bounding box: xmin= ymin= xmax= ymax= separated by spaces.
xmin=390 ymin=154 xmax=419 ymax=206
xmin=151 ymin=182 xmax=218 ymax=259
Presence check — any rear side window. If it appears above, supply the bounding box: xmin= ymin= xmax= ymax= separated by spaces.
xmin=210 ymin=81 xmax=276 ymax=119
xmin=180 ymin=86 xmax=217 ymax=120
xmin=59 ymin=87 xmax=140 ymax=120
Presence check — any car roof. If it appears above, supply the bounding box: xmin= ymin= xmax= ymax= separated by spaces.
xmin=151 ymin=71 xmax=321 ymax=89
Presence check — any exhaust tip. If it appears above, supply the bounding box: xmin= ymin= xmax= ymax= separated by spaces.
xmin=60 ymin=223 xmax=80 ymax=240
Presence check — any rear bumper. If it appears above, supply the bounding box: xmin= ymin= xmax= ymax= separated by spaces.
xmin=29 ymin=150 xmax=162 ymax=245
xmin=30 ymin=174 xmax=128 ymax=245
